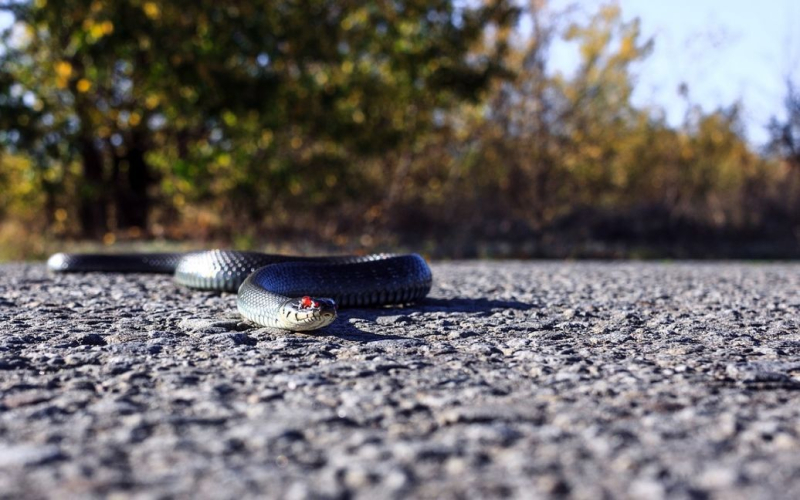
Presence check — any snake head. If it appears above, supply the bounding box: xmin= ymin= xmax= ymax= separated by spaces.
xmin=280 ymin=296 xmax=337 ymax=331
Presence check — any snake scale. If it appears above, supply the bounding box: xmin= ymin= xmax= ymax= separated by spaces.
xmin=47 ymin=250 xmax=433 ymax=331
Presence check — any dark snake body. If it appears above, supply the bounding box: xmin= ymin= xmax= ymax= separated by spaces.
xmin=47 ymin=251 xmax=433 ymax=330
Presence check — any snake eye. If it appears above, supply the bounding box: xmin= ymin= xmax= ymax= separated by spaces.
xmin=300 ymin=296 xmax=314 ymax=308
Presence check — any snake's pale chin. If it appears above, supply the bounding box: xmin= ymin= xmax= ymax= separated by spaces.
xmin=47 ymin=253 xmax=68 ymax=271
xmin=293 ymin=316 xmax=336 ymax=331
xmin=283 ymin=314 xmax=336 ymax=331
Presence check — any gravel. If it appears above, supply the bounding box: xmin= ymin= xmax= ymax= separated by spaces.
xmin=1 ymin=260 xmax=799 ymax=499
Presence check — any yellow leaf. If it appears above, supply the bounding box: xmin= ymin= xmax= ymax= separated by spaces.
xmin=222 ymin=110 xmax=237 ymax=127
xmin=145 ymin=94 xmax=160 ymax=109
xmin=259 ymin=130 xmax=273 ymax=148
xmin=55 ymin=61 xmax=72 ymax=79
xmin=89 ymin=24 xmax=105 ymax=39
xmin=76 ymin=79 xmax=92 ymax=93
xmin=619 ymin=36 xmax=634 ymax=59
xmin=313 ymin=70 xmax=328 ymax=86
xmin=143 ymin=2 xmax=160 ymax=20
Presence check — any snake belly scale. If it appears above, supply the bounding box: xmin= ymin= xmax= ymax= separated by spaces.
xmin=47 ymin=250 xmax=433 ymax=331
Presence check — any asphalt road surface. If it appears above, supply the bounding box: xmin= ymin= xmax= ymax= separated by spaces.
xmin=1 ymin=261 xmax=799 ymax=499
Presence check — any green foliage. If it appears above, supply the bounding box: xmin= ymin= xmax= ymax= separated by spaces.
xmin=0 ymin=0 xmax=796 ymax=258
xmin=0 ymin=152 xmax=48 ymax=259
xmin=1 ymin=0 xmax=517 ymax=236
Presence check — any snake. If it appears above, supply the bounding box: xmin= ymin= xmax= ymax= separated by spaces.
xmin=46 ymin=250 xmax=433 ymax=331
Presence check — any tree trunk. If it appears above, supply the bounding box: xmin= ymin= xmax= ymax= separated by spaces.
xmin=116 ymin=132 xmax=150 ymax=231
xmin=78 ymin=137 xmax=107 ymax=238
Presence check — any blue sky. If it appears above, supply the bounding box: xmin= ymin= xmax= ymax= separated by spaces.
xmin=548 ymin=0 xmax=800 ymax=145
xmin=2 ymin=1 xmax=798 ymax=145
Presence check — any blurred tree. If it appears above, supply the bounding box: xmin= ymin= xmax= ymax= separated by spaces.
xmin=0 ymin=0 xmax=517 ymax=237
xmin=397 ymin=0 xmax=779 ymax=251
xmin=768 ymin=80 xmax=800 ymax=171
xmin=766 ymin=78 xmax=800 ymax=229
xmin=0 ymin=0 xmax=794 ymax=258
xmin=456 ymin=2 xmax=654 ymax=226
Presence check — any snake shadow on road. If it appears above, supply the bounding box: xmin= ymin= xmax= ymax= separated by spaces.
xmin=418 ymin=297 xmax=534 ymax=313
xmin=321 ymin=297 xmax=535 ymax=342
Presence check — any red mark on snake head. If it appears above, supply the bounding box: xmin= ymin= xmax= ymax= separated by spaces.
xmin=300 ymin=296 xmax=317 ymax=308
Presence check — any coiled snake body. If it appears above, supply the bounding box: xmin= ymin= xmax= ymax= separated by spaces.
xmin=47 ymin=250 xmax=433 ymax=331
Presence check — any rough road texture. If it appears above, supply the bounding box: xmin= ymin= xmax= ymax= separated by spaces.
xmin=1 ymin=261 xmax=799 ymax=499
